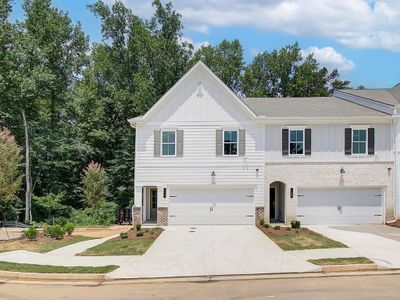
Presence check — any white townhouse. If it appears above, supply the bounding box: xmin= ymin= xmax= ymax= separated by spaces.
xmin=129 ymin=61 xmax=400 ymax=226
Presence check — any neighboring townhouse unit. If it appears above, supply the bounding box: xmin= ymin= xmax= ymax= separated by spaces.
xmin=129 ymin=61 xmax=400 ymax=226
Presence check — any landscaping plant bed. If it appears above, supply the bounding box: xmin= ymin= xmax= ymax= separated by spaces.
xmin=258 ymin=225 xmax=347 ymax=251
xmin=308 ymin=257 xmax=373 ymax=266
xmin=0 ymin=261 xmax=118 ymax=274
xmin=0 ymin=234 xmax=94 ymax=253
xmin=387 ymin=220 xmax=400 ymax=228
xmin=78 ymin=227 xmax=163 ymax=256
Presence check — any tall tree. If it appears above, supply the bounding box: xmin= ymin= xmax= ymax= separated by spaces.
xmin=242 ymin=43 xmax=350 ymax=97
xmin=0 ymin=128 xmax=23 ymax=220
xmin=191 ymin=39 xmax=245 ymax=94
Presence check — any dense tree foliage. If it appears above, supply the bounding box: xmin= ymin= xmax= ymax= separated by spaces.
xmin=0 ymin=128 xmax=23 ymax=219
xmin=0 ymin=0 xmax=352 ymax=224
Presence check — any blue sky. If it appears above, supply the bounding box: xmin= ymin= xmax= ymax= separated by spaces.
xmin=10 ymin=0 xmax=400 ymax=88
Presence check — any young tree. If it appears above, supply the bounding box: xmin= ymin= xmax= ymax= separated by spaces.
xmin=81 ymin=161 xmax=109 ymax=209
xmin=0 ymin=128 xmax=23 ymax=220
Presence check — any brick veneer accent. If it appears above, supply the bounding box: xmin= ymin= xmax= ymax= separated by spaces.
xmin=255 ymin=207 xmax=264 ymax=225
xmin=157 ymin=207 xmax=168 ymax=226
xmin=132 ymin=207 xmax=142 ymax=225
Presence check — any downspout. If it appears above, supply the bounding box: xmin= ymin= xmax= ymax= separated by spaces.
xmin=390 ymin=112 xmax=400 ymax=222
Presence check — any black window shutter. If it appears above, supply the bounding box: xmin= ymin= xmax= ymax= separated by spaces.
xmin=344 ymin=128 xmax=352 ymax=155
xmin=305 ymin=128 xmax=312 ymax=155
xmin=282 ymin=129 xmax=289 ymax=156
xmin=368 ymin=128 xmax=375 ymax=155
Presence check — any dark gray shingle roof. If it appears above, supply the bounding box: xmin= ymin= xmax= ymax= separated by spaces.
xmin=241 ymin=96 xmax=390 ymax=118
xmin=339 ymin=85 xmax=400 ymax=106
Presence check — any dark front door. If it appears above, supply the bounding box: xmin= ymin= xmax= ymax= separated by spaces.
xmin=150 ymin=189 xmax=157 ymax=220
xmin=270 ymin=188 xmax=275 ymax=219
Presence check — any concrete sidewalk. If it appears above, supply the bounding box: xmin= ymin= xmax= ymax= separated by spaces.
xmin=0 ymin=226 xmax=322 ymax=279
xmin=308 ymin=225 xmax=400 ymax=268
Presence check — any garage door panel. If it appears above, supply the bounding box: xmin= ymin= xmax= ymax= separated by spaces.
xmin=169 ymin=188 xmax=254 ymax=225
xmin=297 ymin=188 xmax=383 ymax=225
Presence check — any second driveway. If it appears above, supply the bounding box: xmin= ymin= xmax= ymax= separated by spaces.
xmin=108 ymin=225 xmax=320 ymax=279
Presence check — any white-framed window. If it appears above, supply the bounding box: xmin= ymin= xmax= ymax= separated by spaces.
xmin=352 ymin=129 xmax=367 ymax=154
xmin=223 ymin=130 xmax=238 ymax=156
xmin=161 ymin=130 xmax=176 ymax=156
xmin=289 ymin=129 xmax=304 ymax=155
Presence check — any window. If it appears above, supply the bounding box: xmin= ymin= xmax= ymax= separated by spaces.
xmin=223 ymin=130 xmax=238 ymax=156
xmin=352 ymin=129 xmax=367 ymax=154
xmin=289 ymin=129 xmax=304 ymax=155
xmin=161 ymin=130 xmax=176 ymax=156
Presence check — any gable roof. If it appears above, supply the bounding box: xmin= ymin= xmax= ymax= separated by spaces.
xmin=242 ymin=96 xmax=390 ymax=118
xmin=128 ymin=61 xmax=258 ymax=125
xmin=338 ymin=85 xmax=400 ymax=106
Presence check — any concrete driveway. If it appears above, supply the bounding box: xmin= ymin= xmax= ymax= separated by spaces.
xmin=108 ymin=225 xmax=320 ymax=278
xmin=308 ymin=225 xmax=400 ymax=269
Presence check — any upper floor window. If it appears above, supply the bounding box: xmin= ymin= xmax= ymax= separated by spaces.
xmin=223 ymin=130 xmax=238 ymax=156
xmin=289 ymin=129 xmax=304 ymax=155
xmin=352 ymin=129 xmax=367 ymax=154
xmin=161 ymin=130 xmax=176 ymax=156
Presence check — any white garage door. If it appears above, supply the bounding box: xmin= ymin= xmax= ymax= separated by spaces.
xmin=297 ymin=188 xmax=383 ymax=225
xmin=169 ymin=188 xmax=255 ymax=225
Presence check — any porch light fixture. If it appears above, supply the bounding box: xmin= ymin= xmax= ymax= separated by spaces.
xmin=211 ymin=171 xmax=215 ymax=177
xmin=290 ymin=188 xmax=293 ymax=199
xmin=340 ymin=167 xmax=345 ymax=174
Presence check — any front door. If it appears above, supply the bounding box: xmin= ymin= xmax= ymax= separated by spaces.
xmin=270 ymin=188 xmax=276 ymax=219
xmin=150 ymin=188 xmax=157 ymax=220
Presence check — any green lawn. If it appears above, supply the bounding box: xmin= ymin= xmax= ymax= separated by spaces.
xmin=78 ymin=238 xmax=155 ymax=256
xmin=259 ymin=227 xmax=347 ymax=251
xmin=0 ymin=236 xmax=95 ymax=253
xmin=0 ymin=261 xmax=118 ymax=273
xmin=309 ymin=257 xmax=373 ymax=265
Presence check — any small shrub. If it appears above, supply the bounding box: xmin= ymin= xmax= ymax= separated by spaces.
xmin=48 ymin=225 xmax=65 ymax=239
xmin=25 ymin=227 xmax=38 ymax=240
xmin=120 ymin=232 xmax=128 ymax=239
xmin=274 ymin=225 xmax=281 ymax=230
xmin=286 ymin=227 xmax=291 ymax=231
xmin=135 ymin=223 xmax=141 ymax=231
xmin=64 ymin=222 xmax=75 ymax=236
xmin=259 ymin=218 xmax=264 ymax=226
xmin=136 ymin=231 xmax=144 ymax=237
xmin=263 ymin=223 xmax=269 ymax=228
xmin=291 ymin=220 xmax=301 ymax=229
xmin=43 ymin=224 xmax=50 ymax=236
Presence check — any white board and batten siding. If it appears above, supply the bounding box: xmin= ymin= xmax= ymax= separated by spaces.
xmin=134 ymin=64 xmax=265 ymax=220
xmin=265 ymin=124 xmax=393 ymax=162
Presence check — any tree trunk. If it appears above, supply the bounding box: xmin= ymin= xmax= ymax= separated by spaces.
xmin=21 ymin=109 xmax=32 ymax=224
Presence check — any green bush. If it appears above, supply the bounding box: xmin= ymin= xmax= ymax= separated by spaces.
xmin=135 ymin=223 xmax=141 ymax=231
xmin=42 ymin=224 xmax=50 ymax=236
xmin=120 ymin=232 xmax=128 ymax=239
xmin=32 ymin=192 xmax=72 ymax=224
xmin=70 ymin=201 xmax=117 ymax=225
xmin=263 ymin=223 xmax=269 ymax=228
xmin=259 ymin=218 xmax=264 ymax=226
xmin=291 ymin=220 xmax=301 ymax=229
xmin=64 ymin=222 xmax=75 ymax=236
xmin=136 ymin=231 xmax=144 ymax=237
xmin=48 ymin=225 xmax=65 ymax=239
xmin=274 ymin=225 xmax=281 ymax=230
xmin=25 ymin=227 xmax=38 ymax=240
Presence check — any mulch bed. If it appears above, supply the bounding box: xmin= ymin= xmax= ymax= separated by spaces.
xmin=0 ymin=233 xmax=79 ymax=244
xmin=387 ymin=220 xmax=400 ymax=228
xmin=109 ymin=227 xmax=163 ymax=241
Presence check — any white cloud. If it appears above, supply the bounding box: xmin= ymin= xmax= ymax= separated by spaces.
xmin=249 ymin=48 xmax=261 ymax=57
xmin=301 ymin=46 xmax=355 ymax=71
xmin=180 ymin=37 xmax=210 ymax=52
xmin=105 ymin=0 xmax=400 ymax=52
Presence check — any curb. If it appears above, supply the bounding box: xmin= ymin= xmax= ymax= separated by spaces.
xmin=322 ymin=263 xmax=377 ymax=273
xmin=0 ymin=270 xmax=105 ymax=281
xmin=1 ymin=267 xmax=400 ymax=284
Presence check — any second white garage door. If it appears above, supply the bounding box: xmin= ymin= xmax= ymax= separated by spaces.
xmin=297 ymin=187 xmax=383 ymax=224
xmin=169 ymin=188 xmax=255 ymax=225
